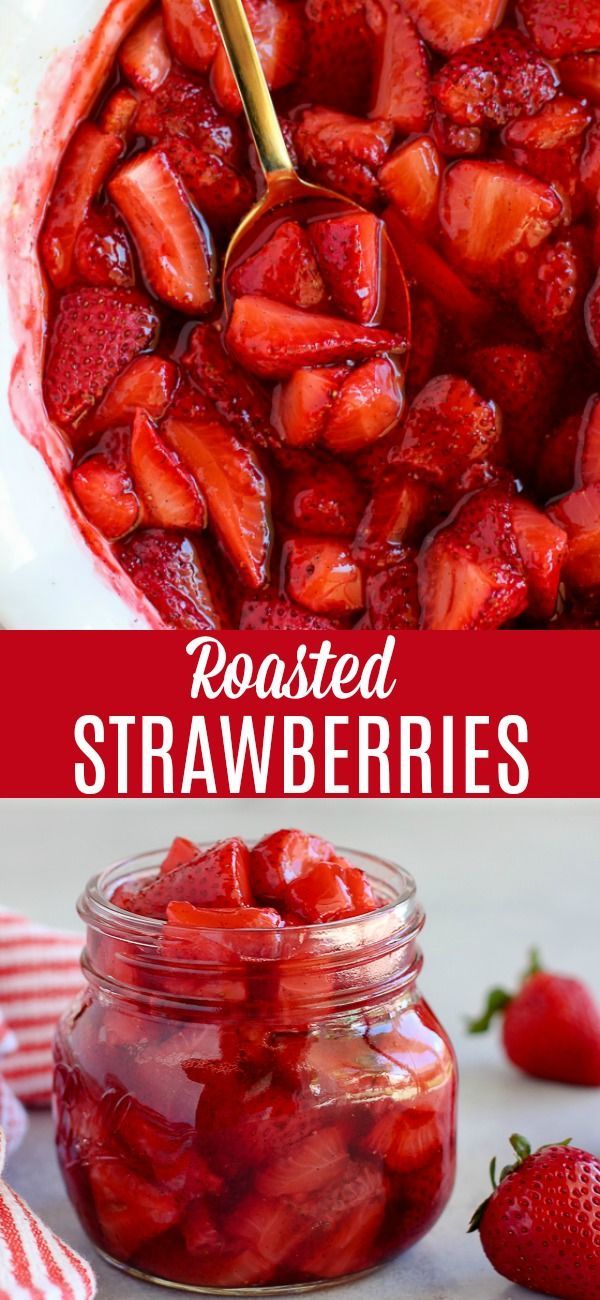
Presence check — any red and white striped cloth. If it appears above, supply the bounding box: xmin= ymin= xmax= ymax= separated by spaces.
xmin=0 ymin=1018 xmax=26 ymax=1159
xmin=0 ymin=910 xmax=84 ymax=1107
xmin=0 ymin=1128 xmax=96 ymax=1299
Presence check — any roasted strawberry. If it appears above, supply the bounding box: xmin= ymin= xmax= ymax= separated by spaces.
xmin=379 ymin=136 xmax=441 ymax=232
xmin=182 ymin=1199 xmax=222 ymax=1256
xmin=370 ymin=0 xmax=432 ymax=133
xmin=365 ymin=1105 xmax=441 ymax=1172
xmin=510 ymin=497 xmax=567 ymax=619
xmin=40 ymin=123 xmax=123 ymax=288
xmin=324 ymin=358 xmax=405 ymax=453
xmin=73 ymin=208 xmax=134 ymax=289
xmin=109 ymin=149 xmax=215 ymax=315
xmin=211 ymin=0 xmax=304 ymax=114
xmin=279 ymin=463 xmax=366 ymax=536
xmin=585 ymin=268 xmax=600 ymax=359
xmin=293 ymin=109 xmax=394 ymax=207
xmin=548 ymin=482 xmax=600 ymax=591
xmin=160 ymin=836 xmax=200 ymax=875
xmin=432 ymin=31 xmax=558 ymax=129
xmin=162 ymin=136 xmax=255 ymax=234
xmin=580 ymin=121 xmax=600 ymax=207
xmin=538 ymin=411 xmax=582 ymax=499
xmin=226 ymin=1195 xmax=305 ymax=1267
xmin=405 ymin=295 xmax=440 ymax=395
xmin=182 ymin=324 xmax=272 ymax=445
xmin=250 ymin=829 xmax=338 ymax=902
xmin=226 ymin=296 xmax=406 ymax=379
xmin=162 ymin=0 xmax=219 ymax=72
xmin=395 ymin=375 xmax=500 ymax=483
xmin=504 ymin=94 xmax=591 ymax=150
xmin=310 ymin=212 xmax=382 ymax=324
xmin=162 ymin=413 xmax=270 ymax=587
xmin=353 ymin=475 xmax=433 ymax=567
xmin=126 ymin=839 xmax=252 ymax=917
xmin=239 ymin=593 xmax=340 ymax=628
xmin=430 ymin=112 xmax=484 ymax=157
xmin=257 ymin=1124 xmax=348 ymax=1197
xmin=467 ymin=343 xmax=557 ymax=480
xmin=574 ymin=394 xmax=600 ymax=487
xmin=384 ymin=207 xmax=489 ymax=320
xmin=283 ymin=537 xmax=365 ymax=613
xmin=559 ymin=52 xmax=600 ymax=104
xmin=98 ymin=87 xmax=138 ymax=137
xmin=401 ymin=0 xmax=506 ymax=54
xmin=88 ymin=1158 xmax=179 ymax=1258
xmin=469 ymin=949 xmax=600 ymax=1085
xmin=72 ymin=455 xmax=140 ymax=540
xmin=119 ymin=10 xmax=171 ymax=91
xmin=439 ymin=160 xmax=563 ymax=280
xmin=117 ymin=530 xmax=225 ymax=628
xmin=516 ymin=0 xmax=600 ymax=57
xmin=90 ymin=355 xmax=179 ymax=431
xmin=230 ymin=221 xmax=327 ymax=310
xmin=271 ymin=367 xmax=347 ymax=446
xmin=43 ymin=286 xmax=160 ymax=427
xmin=365 ymin=554 xmax=420 ymax=628
xmin=283 ymin=862 xmax=356 ymax=921
xmin=134 ymin=71 xmax=240 ymax=164
xmin=514 ymin=232 xmax=590 ymax=342
xmin=470 ymin=1135 xmax=600 ymax=1300
xmin=301 ymin=0 xmax=380 ymax=115
xmin=130 ymin=410 xmax=206 ymax=530
xmin=300 ymin=1162 xmax=386 ymax=1279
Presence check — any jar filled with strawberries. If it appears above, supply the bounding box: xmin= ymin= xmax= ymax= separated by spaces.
xmin=53 ymin=831 xmax=457 ymax=1290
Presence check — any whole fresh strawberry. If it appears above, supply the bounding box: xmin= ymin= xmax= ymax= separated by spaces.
xmin=468 ymin=950 xmax=600 ymax=1086
xmin=469 ymin=1134 xmax=600 ymax=1299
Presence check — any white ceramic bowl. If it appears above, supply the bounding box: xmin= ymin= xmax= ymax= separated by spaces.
xmin=0 ymin=0 xmax=162 ymax=627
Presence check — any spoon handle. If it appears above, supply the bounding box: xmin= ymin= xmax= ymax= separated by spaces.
xmin=207 ymin=0 xmax=295 ymax=181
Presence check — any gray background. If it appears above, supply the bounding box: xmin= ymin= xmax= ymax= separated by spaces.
xmin=3 ymin=798 xmax=599 ymax=1299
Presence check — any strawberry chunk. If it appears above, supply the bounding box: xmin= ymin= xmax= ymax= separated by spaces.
xmin=211 ymin=0 xmax=304 ymax=114
xmin=514 ymin=232 xmax=590 ymax=342
xmin=467 ymin=343 xmax=556 ymax=481
xmin=98 ymin=88 xmax=138 ymax=137
xmin=73 ymin=208 xmax=134 ymax=289
xmin=538 ymin=411 xmax=582 ymax=500
xmin=510 ymin=497 xmax=567 ymax=619
xmin=353 ymin=476 xmax=433 ymax=567
xmin=162 ymin=0 xmax=219 ymax=72
xmin=284 ymin=862 xmax=356 ymax=921
xmin=227 ymin=1196 xmax=305 ymax=1267
xmin=504 ymin=94 xmax=591 ymax=150
xmin=366 ymin=554 xmax=421 ymax=628
xmin=126 ymin=839 xmax=252 ymax=917
xmin=396 ymin=375 xmax=499 ymax=482
xmin=162 ymin=138 xmax=255 ymax=234
xmin=88 ymin=1158 xmax=179 ymax=1258
xmin=162 ymin=414 xmax=270 ymax=587
xmin=293 ymin=109 xmax=393 ymax=207
xmin=384 ymin=207 xmax=489 ymax=320
xmin=160 ymin=836 xmax=199 ymax=874
xmin=279 ymin=462 xmax=366 ymax=536
xmin=117 ymin=530 xmax=225 ymax=628
xmin=119 ymin=10 xmax=171 ymax=91
xmin=130 ymin=410 xmax=206 ymax=530
xmin=230 ymin=221 xmax=327 ymax=311
xmin=370 ymin=0 xmax=432 ymax=133
xmin=439 ymin=160 xmax=563 ymax=279
xmin=364 ymin=1106 xmax=441 ymax=1172
xmin=559 ymin=52 xmax=600 ymax=105
xmin=250 ymin=829 xmax=338 ymax=902
xmin=301 ymin=0 xmax=381 ymax=115
xmin=257 ymin=1125 xmax=348 ymax=1197
xmin=575 ymin=394 xmax=600 ymax=487
xmin=72 ymin=455 xmax=139 ymax=540
xmin=40 ymin=123 xmax=123 ymax=288
xmin=43 ymin=286 xmax=160 ymax=427
xmin=109 ymin=149 xmax=215 ymax=314
xmin=182 ymin=1199 xmax=221 ymax=1255
xmin=585 ymin=269 xmax=600 ymax=360
xmin=134 ymin=70 xmax=240 ymax=165
xmin=226 ymin=296 xmax=405 ymax=379
xmin=324 ymin=357 xmax=405 ymax=453
xmin=90 ymin=355 xmax=179 ymax=431
xmin=283 ymin=538 xmax=365 ymax=613
xmin=401 ymin=0 xmax=506 ymax=54
xmin=182 ymin=325 xmax=272 ymax=445
xmin=311 ymin=212 xmax=383 ymax=324
xmin=271 ymin=367 xmax=347 ymax=446
xmin=239 ymin=594 xmax=339 ymax=629
xmin=379 ymin=136 xmax=441 ymax=232
xmin=300 ymin=1162 xmax=386 ymax=1278
xmin=516 ymin=0 xmax=600 ymax=57
xmin=430 ymin=112 xmax=484 ymax=157
xmin=165 ymin=900 xmax=282 ymax=934
xmin=548 ymin=483 xmax=600 ymax=591
xmin=432 ymin=31 xmax=558 ymax=129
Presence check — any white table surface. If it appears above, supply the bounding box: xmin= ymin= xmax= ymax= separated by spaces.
xmin=3 ymin=798 xmax=600 ymax=1300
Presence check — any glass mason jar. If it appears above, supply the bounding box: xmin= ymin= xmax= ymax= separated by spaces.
xmin=53 ymin=848 xmax=457 ymax=1293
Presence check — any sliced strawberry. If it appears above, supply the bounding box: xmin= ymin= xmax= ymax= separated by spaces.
xmin=514 ymin=232 xmax=590 ymax=342
xmin=134 ymin=70 xmax=240 ymax=164
xmin=162 ymin=0 xmax=219 ymax=72
xmin=227 ymin=1196 xmax=305 ymax=1267
xmin=310 ymin=212 xmax=383 ymax=325
xmin=283 ymin=537 xmax=365 ymax=613
xmin=515 ymin=0 xmax=600 ymax=57
xmin=165 ymin=900 xmax=282 ymax=935
xmin=257 ymin=1125 xmax=348 ymax=1197
xmin=211 ymin=0 xmax=304 ymax=114
xmin=250 ymin=829 xmax=338 ymax=902
xmin=401 ymin=0 xmax=506 ymax=54
xmin=109 ymin=149 xmax=214 ymax=314
xmin=300 ymin=1162 xmax=386 ymax=1278
xmin=379 ymin=136 xmax=441 ymax=232
xmin=279 ymin=462 xmax=366 ymax=536
xmin=117 ymin=530 xmax=225 ymax=628
xmin=284 ymin=862 xmax=357 ymax=921
xmin=370 ymin=0 xmax=432 ymax=133
xmin=439 ymin=160 xmax=563 ymax=280
xmin=384 ymin=207 xmax=489 ymax=321
xmin=467 ymin=343 xmax=556 ymax=480
xmin=353 ymin=475 xmax=433 ymax=567
xmin=40 ymin=123 xmax=123 ymax=288
xmin=271 ymin=367 xmax=347 ymax=446
xmin=90 ymin=355 xmax=178 ymax=431
xmin=73 ymin=207 xmax=134 ymax=289
xmin=324 ymin=357 xmax=405 ymax=453
xmin=127 ymin=839 xmax=252 ymax=917
xmin=300 ymin=0 xmax=380 ymax=115
xmin=504 ymin=95 xmax=591 ymax=150
xmin=226 ymin=296 xmax=405 ymax=379
xmin=510 ymin=497 xmax=567 ymax=619
xmin=538 ymin=412 xmax=582 ymax=499
xmin=239 ymin=594 xmax=339 ymax=629
xmin=548 ymin=483 xmax=600 ymax=591
xmin=162 ymin=415 xmax=270 ymax=587
xmin=162 ymin=137 xmax=255 ymax=234
xmin=43 ymin=286 xmax=160 ymax=427
xmin=432 ymin=31 xmax=558 ymax=129
xmin=160 ymin=836 xmax=200 ymax=874
xmin=182 ymin=1198 xmax=221 ymax=1256
xmin=88 ymin=1158 xmax=179 ymax=1258
xmin=293 ymin=108 xmax=394 ymax=208
xmin=119 ymin=10 xmax=171 ymax=91
xmin=575 ymin=394 xmax=600 ymax=487
xmin=503 ymin=134 xmax=584 ymax=214
xmin=230 ymin=221 xmax=327 ymax=311
xmin=585 ymin=269 xmax=600 ymax=360
xmin=396 ymin=375 xmax=499 ymax=482
xmin=339 ymin=862 xmax=379 ymax=912
xmin=430 ymin=112 xmax=484 ymax=157
xmin=418 ymin=487 xmax=529 ymax=629
xmin=366 ymin=554 xmax=420 ymax=628
xmin=130 ymin=409 xmax=206 ymax=530
xmin=182 ymin=324 xmax=272 ymax=446
xmin=98 ymin=88 xmax=138 ymax=137
xmin=72 ymin=455 xmax=139 ymax=540
xmin=559 ymin=53 xmax=600 ymax=105
xmin=364 ymin=1106 xmax=441 ymax=1172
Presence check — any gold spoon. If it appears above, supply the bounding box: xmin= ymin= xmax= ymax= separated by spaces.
xmin=207 ymin=0 xmax=411 ymax=340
